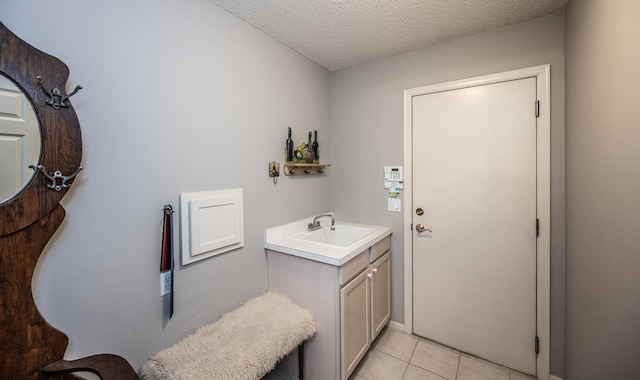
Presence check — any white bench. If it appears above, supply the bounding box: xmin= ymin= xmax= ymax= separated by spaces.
xmin=139 ymin=292 xmax=316 ymax=380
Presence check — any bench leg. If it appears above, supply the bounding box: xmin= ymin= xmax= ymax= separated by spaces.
xmin=298 ymin=343 xmax=304 ymax=380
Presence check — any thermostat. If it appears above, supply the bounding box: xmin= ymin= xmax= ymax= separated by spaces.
xmin=384 ymin=166 xmax=403 ymax=189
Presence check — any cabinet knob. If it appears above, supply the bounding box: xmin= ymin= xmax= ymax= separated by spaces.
xmin=367 ymin=272 xmax=373 ymax=279
xmin=372 ymin=267 xmax=378 ymax=273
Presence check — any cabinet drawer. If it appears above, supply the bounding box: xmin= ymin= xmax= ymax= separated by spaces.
xmin=339 ymin=249 xmax=368 ymax=286
xmin=370 ymin=235 xmax=391 ymax=262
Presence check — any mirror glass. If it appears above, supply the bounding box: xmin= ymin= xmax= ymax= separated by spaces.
xmin=0 ymin=72 xmax=41 ymax=203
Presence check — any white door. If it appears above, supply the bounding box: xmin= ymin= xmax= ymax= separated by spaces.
xmin=412 ymin=78 xmax=537 ymax=374
xmin=0 ymin=74 xmax=40 ymax=202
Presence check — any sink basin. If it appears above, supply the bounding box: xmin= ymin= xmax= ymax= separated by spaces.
xmin=288 ymin=225 xmax=374 ymax=247
xmin=264 ymin=217 xmax=391 ymax=266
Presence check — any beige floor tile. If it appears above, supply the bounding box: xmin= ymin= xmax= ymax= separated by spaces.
xmin=373 ymin=328 xmax=419 ymax=362
xmin=403 ymin=364 xmax=448 ymax=380
xmin=355 ymin=349 xmax=409 ymax=380
xmin=509 ymin=370 xmax=536 ymax=380
xmin=409 ymin=340 xmax=460 ymax=380
xmin=456 ymin=354 xmax=510 ymax=380
xmin=353 ymin=329 xmax=534 ymax=380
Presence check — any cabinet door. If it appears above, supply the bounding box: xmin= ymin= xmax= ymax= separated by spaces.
xmin=341 ymin=269 xmax=370 ymax=380
xmin=371 ymin=252 xmax=391 ymax=340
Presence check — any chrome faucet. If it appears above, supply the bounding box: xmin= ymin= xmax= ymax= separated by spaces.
xmin=308 ymin=213 xmax=335 ymax=231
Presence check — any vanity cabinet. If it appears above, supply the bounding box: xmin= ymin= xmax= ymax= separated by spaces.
xmin=370 ymin=252 xmax=391 ymax=339
xmin=341 ymin=268 xmax=370 ymax=378
xmin=266 ymin=235 xmax=391 ymax=380
xmin=341 ymin=250 xmax=391 ymax=378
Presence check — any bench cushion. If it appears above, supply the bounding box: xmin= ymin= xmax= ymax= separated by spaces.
xmin=139 ymin=291 xmax=316 ymax=380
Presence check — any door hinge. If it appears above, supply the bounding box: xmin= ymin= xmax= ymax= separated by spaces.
xmin=535 ymin=336 xmax=540 ymax=354
xmin=536 ymin=219 xmax=539 ymax=237
xmin=535 ymin=100 xmax=540 ymax=118
xmin=410 ymin=223 xmax=413 ymax=231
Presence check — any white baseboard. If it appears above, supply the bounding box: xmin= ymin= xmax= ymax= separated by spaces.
xmin=549 ymin=376 xmax=563 ymax=380
xmin=387 ymin=320 xmax=405 ymax=332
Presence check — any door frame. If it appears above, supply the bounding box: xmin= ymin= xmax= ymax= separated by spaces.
xmin=403 ymin=65 xmax=550 ymax=379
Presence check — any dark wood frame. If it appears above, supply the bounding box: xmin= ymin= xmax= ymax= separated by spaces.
xmin=0 ymin=22 xmax=137 ymax=379
xmin=0 ymin=21 xmax=82 ymax=235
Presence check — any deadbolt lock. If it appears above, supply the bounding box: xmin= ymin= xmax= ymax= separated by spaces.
xmin=416 ymin=208 xmax=424 ymax=215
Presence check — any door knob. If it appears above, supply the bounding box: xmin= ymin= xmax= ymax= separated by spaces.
xmin=415 ymin=224 xmax=432 ymax=233
xmin=416 ymin=208 xmax=424 ymax=215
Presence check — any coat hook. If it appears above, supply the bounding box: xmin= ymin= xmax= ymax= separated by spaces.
xmin=269 ymin=161 xmax=280 ymax=184
xmin=36 ymin=76 xmax=83 ymax=109
xmin=29 ymin=164 xmax=83 ymax=191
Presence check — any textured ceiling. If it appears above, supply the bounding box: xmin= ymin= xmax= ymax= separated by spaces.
xmin=211 ymin=0 xmax=568 ymax=71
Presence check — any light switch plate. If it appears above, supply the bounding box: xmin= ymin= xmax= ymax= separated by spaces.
xmin=388 ymin=198 xmax=401 ymax=212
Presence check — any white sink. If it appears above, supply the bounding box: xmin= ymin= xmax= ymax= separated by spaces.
xmin=288 ymin=225 xmax=374 ymax=247
xmin=264 ymin=216 xmax=391 ymax=266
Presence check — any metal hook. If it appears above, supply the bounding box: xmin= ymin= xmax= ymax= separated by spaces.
xmin=29 ymin=164 xmax=83 ymax=191
xmin=36 ymin=76 xmax=83 ymax=109
xmin=163 ymin=204 xmax=175 ymax=214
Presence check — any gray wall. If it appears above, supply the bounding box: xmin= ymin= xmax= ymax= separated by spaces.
xmin=565 ymin=1 xmax=640 ymax=379
xmin=1 ymin=0 xmax=330 ymax=370
xmin=1 ymin=2 xmax=577 ymax=377
xmin=329 ymin=12 xmax=566 ymax=376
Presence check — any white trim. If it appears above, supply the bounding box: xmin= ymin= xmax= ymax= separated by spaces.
xmin=386 ymin=320 xmax=405 ymax=332
xmin=403 ymin=65 xmax=551 ymax=380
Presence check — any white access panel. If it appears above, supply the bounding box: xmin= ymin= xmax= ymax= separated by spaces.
xmin=180 ymin=189 xmax=244 ymax=265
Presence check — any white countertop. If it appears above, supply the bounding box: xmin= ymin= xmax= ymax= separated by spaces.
xmin=264 ymin=216 xmax=392 ymax=266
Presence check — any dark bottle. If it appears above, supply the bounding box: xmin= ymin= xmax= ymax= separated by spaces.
xmin=286 ymin=127 xmax=294 ymax=162
xmin=312 ymin=130 xmax=319 ymax=163
xmin=306 ymin=131 xmax=314 ymax=163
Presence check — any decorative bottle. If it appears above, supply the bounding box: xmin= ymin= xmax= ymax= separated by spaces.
xmin=306 ymin=131 xmax=314 ymax=163
xmin=286 ymin=127 xmax=294 ymax=162
xmin=312 ymin=130 xmax=319 ymax=164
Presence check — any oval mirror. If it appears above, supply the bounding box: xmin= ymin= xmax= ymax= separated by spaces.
xmin=0 ymin=72 xmax=41 ymax=203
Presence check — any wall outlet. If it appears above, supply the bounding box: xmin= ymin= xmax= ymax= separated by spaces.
xmin=160 ymin=271 xmax=172 ymax=296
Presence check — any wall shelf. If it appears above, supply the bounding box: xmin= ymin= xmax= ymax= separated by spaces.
xmin=284 ymin=163 xmax=330 ymax=176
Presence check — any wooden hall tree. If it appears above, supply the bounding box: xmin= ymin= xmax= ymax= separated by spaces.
xmin=0 ymin=22 xmax=137 ymax=379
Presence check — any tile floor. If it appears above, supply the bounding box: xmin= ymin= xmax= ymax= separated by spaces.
xmin=353 ymin=327 xmax=536 ymax=380
xmin=263 ymin=326 xmax=536 ymax=380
